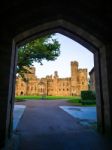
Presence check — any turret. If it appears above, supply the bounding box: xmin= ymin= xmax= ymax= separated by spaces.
xmin=54 ymin=71 xmax=58 ymax=78
xmin=70 ymin=61 xmax=78 ymax=96
xmin=71 ymin=61 xmax=78 ymax=79
xmin=78 ymin=69 xmax=88 ymax=82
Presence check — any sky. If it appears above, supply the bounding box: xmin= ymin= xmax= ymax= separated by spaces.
xmin=33 ymin=33 xmax=94 ymax=78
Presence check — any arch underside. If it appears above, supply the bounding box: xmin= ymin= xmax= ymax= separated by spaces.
xmin=14 ymin=19 xmax=103 ymax=54
xmin=13 ymin=18 xmax=103 ymax=129
xmin=0 ymin=2 xmax=112 ymax=149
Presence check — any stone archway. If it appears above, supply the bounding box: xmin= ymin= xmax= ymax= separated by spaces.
xmin=13 ymin=19 xmax=105 ymax=132
xmin=0 ymin=18 xmax=112 ymax=148
xmin=38 ymin=81 xmax=46 ymax=96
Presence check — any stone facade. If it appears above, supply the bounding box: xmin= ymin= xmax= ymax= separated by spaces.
xmin=15 ymin=61 xmax=88 ymax=96
xmin=89 ymin=67 xmax=95 ymax=91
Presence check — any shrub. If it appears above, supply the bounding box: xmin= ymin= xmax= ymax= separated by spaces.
xmin=81 ymin=90 xmax=96 ymax=100
xmin=81 ymin=90 xmax=96 ymax=105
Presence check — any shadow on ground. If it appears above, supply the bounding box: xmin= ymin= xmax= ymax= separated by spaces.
xmin=13 ymin=100 xmax=112 ymax=150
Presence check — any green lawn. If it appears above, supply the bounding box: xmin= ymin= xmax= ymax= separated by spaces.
xmin=15 ymin=95 xmax=80 ymax=101
xmin=15 ymin=95 xmax=96 ymax=106
xmin=67 ymin=98 xmax=81 ymax=105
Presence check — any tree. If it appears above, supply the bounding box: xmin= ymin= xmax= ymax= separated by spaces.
xmin=17 ymin=34 xmax=60 ymax=77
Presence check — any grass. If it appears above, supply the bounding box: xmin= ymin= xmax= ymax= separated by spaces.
xmin=15 ymin=95 xmax=80 ymax=101
xmin=81 ymin=100 xmax=96 ymax=105
xmin=15 ymin=95 xmax=96 ymax=106
xmin=67 ymin=98 xmax=82 ymax=105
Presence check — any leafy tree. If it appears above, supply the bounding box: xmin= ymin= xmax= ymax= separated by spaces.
xmin=17 ymin=34 xmax=60 ymax=77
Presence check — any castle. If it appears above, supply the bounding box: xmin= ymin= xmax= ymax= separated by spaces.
xmin=15 ymin=61 xmax=88 ymax=96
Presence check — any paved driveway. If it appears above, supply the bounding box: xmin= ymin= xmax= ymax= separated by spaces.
xmin=15 ymin=100 xmax=112 ymax=150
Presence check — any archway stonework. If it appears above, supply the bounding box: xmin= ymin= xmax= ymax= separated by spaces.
xmin=0 ymin=17 xmax=112 ymax=149
xmin=13 ymin=19 xmax=110 ymax=134
xmin=38 ymin=81 xmax=46 ymax=96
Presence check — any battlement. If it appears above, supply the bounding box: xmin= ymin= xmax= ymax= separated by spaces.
xmin=71 ymin=61 xmax=79 ymax=66
xmin=78 ymin=68 xmax=87 ymax=72
xmin=58 ymin=77 xmax=71 ymax=81
xmin=46 ymin=75 xmax=53 ymax=79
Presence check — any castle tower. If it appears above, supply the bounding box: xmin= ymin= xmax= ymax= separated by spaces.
xmin=53 ymin=71 xmax=58 ymax=95
xmin=71 ymin=61 xmax=78 ymax=81
xmin=71 ymin=61 xmax=78 ymax=95
xmin=78 ymin=69 xmax=88 ymax=91
xmin=54 ymin=71 xmax=58 ymax=78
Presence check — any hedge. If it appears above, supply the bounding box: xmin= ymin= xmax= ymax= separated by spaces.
xmin=81 ymin=90 xmax=96 ymax=105
xmin=81 ymin=90 xmax=96 ymax=100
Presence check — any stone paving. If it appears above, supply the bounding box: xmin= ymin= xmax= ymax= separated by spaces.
xmin=13 ymin=100 xmax=112 ymax=150
xmin=59 ymin=106 xmax=97 ymax=127
xmin=13 ymin=105 xmax=26 ymax=130
xmin=13 ymin=104 xmax=97 ymax=130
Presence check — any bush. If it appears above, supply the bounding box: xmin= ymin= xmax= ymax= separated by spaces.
xmin=81 ymin=90 xmax=96 ymax=105
xmin=81 ymin=100 xmax=96 ymax=105
xmin=81 ymin=90 xmax=96 ymax=100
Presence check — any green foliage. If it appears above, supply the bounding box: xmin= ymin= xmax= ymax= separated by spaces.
xmin=15 ymin=95 xmax=80 ymax=100
xmin=81 ymin=90 xmax=96 ymax=105
xmin=81 ymin=90 xmax=96 ymax=100
xmin=15 ymin=95 xmax=95 ymax=106
xmin=67 ymin=98 xmax=81 ymax=105
xmin=17 ymin=34 xmax=60 ymax=77
xmin=15 ymin=95 xmax=81 ymax=102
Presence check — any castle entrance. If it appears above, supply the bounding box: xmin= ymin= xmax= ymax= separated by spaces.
xmin=38 ymin=82 xmax=46 ymax=98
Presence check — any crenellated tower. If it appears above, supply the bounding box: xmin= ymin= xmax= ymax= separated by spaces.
xmin=71 ymin=61 xmax=78 ymax=85
xmin=71 ymin=61 xmax=78 ymax=95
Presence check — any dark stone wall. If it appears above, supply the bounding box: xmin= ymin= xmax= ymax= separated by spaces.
xmin=0 ymin=0 xmax=112 ymax=148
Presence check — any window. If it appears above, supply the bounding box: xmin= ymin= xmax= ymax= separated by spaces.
xmin=20 ymin=91 xmax=23 ymax=95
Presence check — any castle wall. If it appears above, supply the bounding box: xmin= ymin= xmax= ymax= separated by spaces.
xmin=89 ymin=68 xmax=95 ymax=91
xmin=77 ymin=69 xmax=88 ymax=95
xmin=15 ymin=61 xmax=88 ymax=96
xmin=15 ymin=77 xmax=27 ymax=96
xmin=56 ymin=78 xmax=71 ymax=96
